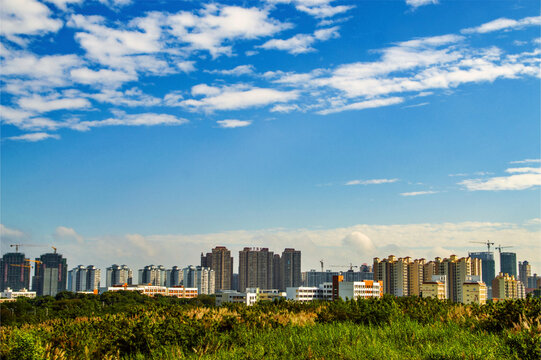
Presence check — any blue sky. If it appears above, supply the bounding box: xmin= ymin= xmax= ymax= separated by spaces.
xmin=1 ymin=0 xmax=540 ymax=274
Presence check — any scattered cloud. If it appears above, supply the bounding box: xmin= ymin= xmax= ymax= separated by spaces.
xmin=260 ymin=26 xmax=339 ymax=54
xmin=345 ymin=178 xmax=399 ymax=186
xmin=1 ymin=0 xmax=62 ymax=41
xmin=166 ymin=4 xmax=291 ymax=57
xmin=266 ymin=0 xmax=354 ymax=19
xmin=406 ymin=0 xmax=438 ymax=9
xmin=89 ymin=88 xmax=161 ymax=107
xmin=207 ymin=65 xmax=255 ymax=76
xmin=53 ymin=226 xmax=84 ymax=244
xmin=5 ymin=132 xmax=61 ymax=142
xmin=509 ymin=159 xmax=541 ymax=164
xmin=70 ymin=67 xmax=137 ymax=87
xmin=74 ymin=111 xmax=188 ymax=131
xmin=18 ymin=95 xmax=91 ymax=112
xmin=42 ymin=221 xmax=541 ymax=277
xmin=462 ymin=16 xmax=541 ymax=34
xmin=459 ymin=167 xmax=541 ymax=191
xmin=400 ymin=190 xmax=439 ymax=196
xmin=216 ymin=119 xmax=252 ymax=128
xmin=318 ymin=97 xmax=404 ymax=115
xmin=182 ymin=85 xmax=299 ymax=112
xmin=0 ymin=224 xmax=26 ymax=240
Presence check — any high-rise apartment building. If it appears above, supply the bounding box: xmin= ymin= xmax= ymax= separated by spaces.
xmin=238 ymin=247 xmax=274 ymax=292
xmin=462 ymin=277 xmax=487 ymax=304
xmin=280 ymin=248 xmax=301 ymax=291
xmin=0 ymin=252 xmax=31 ymax=291
xmin=183 ymin=266 xmax=215 ymax=294
xmin=33 ymin=252 xmax=68 ymax=296
xmin=440 ymin=255 xmax=482 ymax=303
xmin=273 ymin=254 xmax=281 ymax=290
xmin=492 ymin=272 xmax=521 ymax=300
xmin=373 ymin=255 xmax=410 ymax=296
xmin=201 ymin=246 xmax=233 ymax=291
xmin=469 ymin=251 xmax=495 ymax=297
xmin=68 ymin=265 xmax=101 ymax=292
xmin=165 ymin=266 xmax=183 ymax=287
xmin=106 ymin=264 xmax=133 ymax=287
xmin=500 ymin=252 xmax=517 ymax=279
xmin=518 ymin=261 xmax=531 ymax=286
xmin=139 ymin=265 xmax=166 ymax=286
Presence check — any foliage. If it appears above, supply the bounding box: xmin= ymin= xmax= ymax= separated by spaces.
xmin=1 ymin=295 xmax=539 ymax=359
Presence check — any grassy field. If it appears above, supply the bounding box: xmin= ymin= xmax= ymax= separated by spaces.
xmin=1 ymin=293 xmax=539 ymax=359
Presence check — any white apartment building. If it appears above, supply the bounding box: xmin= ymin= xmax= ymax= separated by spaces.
xmin=338 ymin=281 xmax=383 ymax=300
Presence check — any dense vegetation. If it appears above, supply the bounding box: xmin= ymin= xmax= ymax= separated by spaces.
xmin=1 ymin=292 xmax=539 ymax=359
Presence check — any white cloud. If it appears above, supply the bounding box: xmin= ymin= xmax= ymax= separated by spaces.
xmin=45 ymin=0 xmax=83 ymax=11
xmin=267 ymin=0 xmax=354 ymax=19
xmin=207 ymin=65 xmax=255 ymax=76
xmin=98 ymin=0 xmax=132 ymax=8
xmin=510 ymin=159 xmax=541 ymax=164
xmin=166 ymin=4 xmax=291 ymax=57
xmin=260 ymin=26 xmax=339 ymax=54
xmin=459 ymin=167 xmax=541 ymax=191
xmin=270 ymin=104 xmax=301 ymax=113
xmin=0 ymin=105 xmax=61 ymax=131
xmin=1 ymin=0 xmax=62 ymax=40
xmin=74 ymin=111 xmax=188 ymax=131
xmin=182 ymin=86 xmax=299 ymax=112
xmin=318 ymin=97 xmax=404 ymax=115
xmin=18 ymin=95 xmax=91 ymax=112
xmin=177 ymin=61 xmax=196 ymax=73
xmin=400 ymin=190 xmax=439 ymax=196
xmin=70 ymin=67 xmax=137 ymax=87
xmin=53 ymin=226 xmax=84 ymax=244
xmin=216 ymin=119 xmax=252 ymax=128
xmin=345 ymin=178 xmax=399 ymax=186
xmin=406 ymin=0 xmax=438 ymax=9
xmin=0 ymin=224 xmax=25 ymax=240
xmin=6 ymin=132 xmax=60 ymax=142
xmin=51 ymin=221 xmax=541 ymax=279
xmin=89 ymin=88 xmax=161 ymax=107
xmin=462 ymin=16 xmax=541 ymax=34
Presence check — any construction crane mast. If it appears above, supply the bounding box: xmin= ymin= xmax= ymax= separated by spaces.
xmin=470 ymin=240 xmax=495 ymax=252
xmin=320 ymin=260 xmax=324 ymax=272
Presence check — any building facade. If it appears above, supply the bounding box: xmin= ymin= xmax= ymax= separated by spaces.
xmin=469 ymin=251 xmax=495 ymax=297
xmin=0 ymin=252 xmax=31 ymax=291
xmin=462 ymin=280 xmax=487 ymax=304
xmin=165 ymin=266 xmax=183 ymax=287
xmin=183 ymin=266 xmax=215 ymax=295
xmin=106 ymin=264 xmax=133 ymax=287
xmin=238 ymin=247 xmax=274 ymax=292
xmin=500 ymin=252 xmax=517 ymax=279
xmin=280 ymin=248 xmax=301 ymax=291
xmin=518 ymin=261 xmax=531 ymax=286
xmin=33 ymin=252 xmax=68 ymax=296
xmin=492 ymin=272 xmax=524 ymax=300
xmin=201 ymin=246 xmax=234 ymax=291
xmin=68 ymin=265 xmax=101 ymax=292
xmin=338 ymin=280 xmax=383 ymax=301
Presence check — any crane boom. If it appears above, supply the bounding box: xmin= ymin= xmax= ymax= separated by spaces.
xmin=470 ymin=240 xmax=495 ymax=252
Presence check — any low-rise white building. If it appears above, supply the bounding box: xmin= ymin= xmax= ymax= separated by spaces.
xmin=215 ymin=289 xmax=260 ymax=306
xmin=107 ymin=285 xmax=198 ymax=298
xmin=286 ymin=283 xmax=333 ymax=302
xmin=338 ymin=280 xmax=383 ymax=300
xmin=0 ymin=287 xmax=36 ymax=299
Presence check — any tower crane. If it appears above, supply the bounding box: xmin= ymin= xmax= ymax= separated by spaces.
xmin=470 ymin=240 xmax=495 ymax=252
xmin=495 ymin=245 xmax=513 ymax=254
xmin=330 ymin=263 xmax=358 ymax=271
xmin=9 ymin=244 xmax=43 ymax=252
xmin=320 ymin=260 xmax=324 ymax=272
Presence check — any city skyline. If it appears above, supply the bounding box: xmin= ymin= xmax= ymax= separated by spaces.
xmin=1 ymin=1 xmax=540 ymax=273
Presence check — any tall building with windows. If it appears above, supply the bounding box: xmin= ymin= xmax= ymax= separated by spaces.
xmin=183 ymin=265 xmax=215 ymax=294
xmin=33 ymin=252 xmax=68 ymax=296
xmin=440 ymin=255 xmax=482 ymax=303
xmin=518 ymin=261 xmax=531 ymax=286
xmin=106 ymin=264 xmax=133 ymax=287
xmin=492 ymin=272 xmax=523 ymax=300
xmin=273 ymin=254 xmax=281 ymax=290
xmin=280 ymin=248 xmax=301 ymax=291
xmin=500 ymin=252 xmax=517 ymax=279
xmin=238 ymin=247 xmax=274 ymax=292
xmin=68 ymin=265 xmax=101 ymax=292
xmin=201 ymin=246 xmax=233 ymax=291
xmin=0 ymin=252 xmax=31 ymax=291
xmin=373 ymin=255 xmax=410 ymax=296
xmin=165 ymin=266 xmax=183 ymax=287
xmin=139 ymin=265 xmax=166 ymax=286
xmin=469 ymin=251 xmax=495 ymax=298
